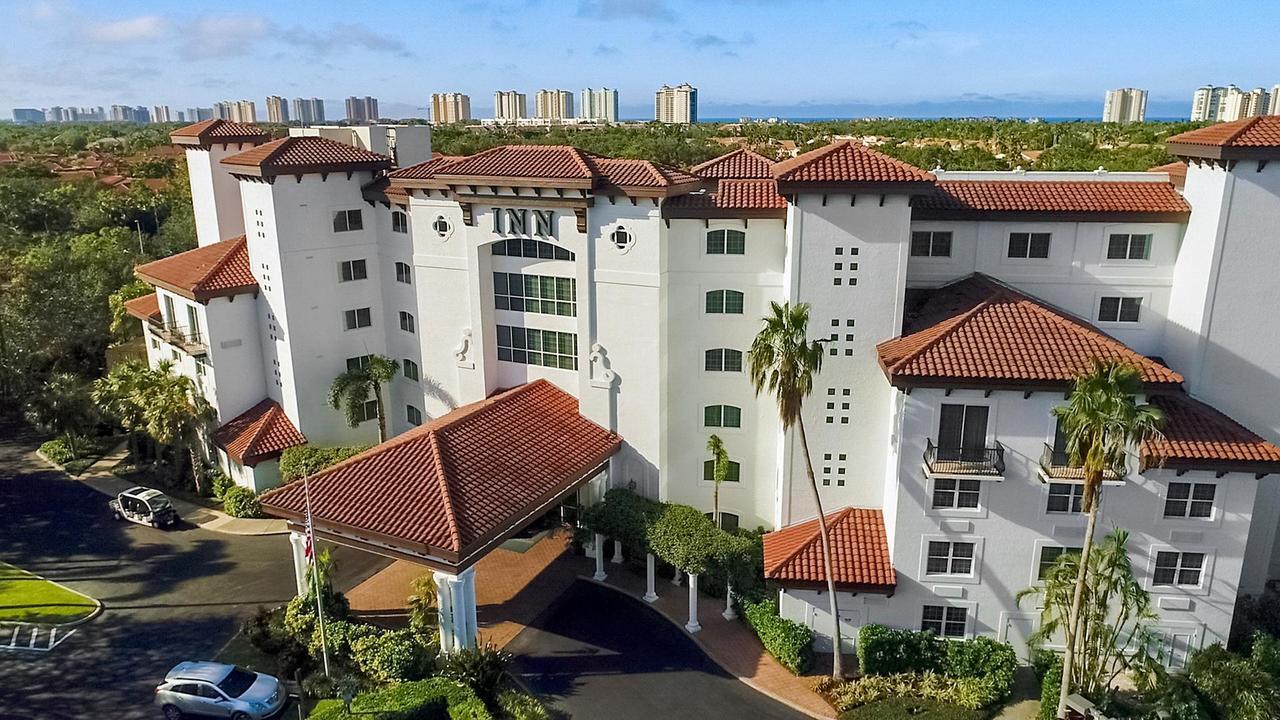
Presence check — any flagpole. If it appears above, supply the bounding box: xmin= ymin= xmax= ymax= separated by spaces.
xmin=304 ymin=476 xmax=331 ymax=678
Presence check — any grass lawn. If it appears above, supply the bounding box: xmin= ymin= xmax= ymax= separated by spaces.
xmin=0 ymin=560 xmax=98 ymax=624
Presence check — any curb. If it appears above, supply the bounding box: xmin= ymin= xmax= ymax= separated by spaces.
xmin=0 ymin=562 xmax=103 ymax=628
xmin=579 ymin=574 xmax=835 ymax=720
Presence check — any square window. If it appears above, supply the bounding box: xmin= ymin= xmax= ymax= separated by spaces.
xmin=1037 ymin=546 xmax=1081 ymax=580
xmin=1153 ymin=551 xmax=1204 ymax=587
xmin=1046 ymin=483 xmax=1084 ymax=514
xmin=343 ymin=307 xmax=372 ymax=330
xmin=921 ymin=605 xmax=966 ymax=638
xmin=1008 ymin=232 xmax=1051 ymax=259
xmin=1098 ymin=296 xmax=1142 ymax=323
xmin=339 ymin=259 xmax=367 ymax=282
xmin=1165 ymin=482 xmax=1215 ymax=519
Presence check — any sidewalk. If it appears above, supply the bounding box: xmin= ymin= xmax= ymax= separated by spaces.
xmin=44 ymin=444 xmax=287 ymax=536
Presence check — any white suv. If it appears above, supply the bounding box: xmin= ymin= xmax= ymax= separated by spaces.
xmin=154 ymin=662 xmax=285 ymax=719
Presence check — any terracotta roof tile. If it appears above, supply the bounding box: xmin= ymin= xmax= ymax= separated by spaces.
xmin=763 ymin=507 xmax=895 ymax=588
xmin=1148 ymin=161 xmax=1188 ymax=190
xmin=877 ymin=274 xmax=1183 ymax=388
xmin=1166 ymin=116 xmax=1280 ymax=148
xmin=260 ymin=380 xmax=621 ymax=562
xmin=434 ymin=145 xmax=597 ymax=180
xmin=773 ymin=140 xmax=935 ymax=185
xmin=222 ymin=136 xmax=392 ymax=177
xmin=387 ymin=155 xmax=467 ymax=180
xmin=592 ymin=157 xmax=702 ymax=189
xmin=1145 ymin=394 xmax=1280 ymax=469
xmin=170 ymin=119 xmax=269 ymax=145
xmin=135 ymin=236 xmax=257 ymax=301
xmin=212 ymin=399 xmax=307 ymax=466
xmin=664 ymin=179 xmax=788 ymax=217
xmin=913 ymin=180 xmax=1189 ymax=217
xmin=691 ymin=148 xmax=775 ymax=179
xmin=123 ymin=293 xmax=161 ymax=322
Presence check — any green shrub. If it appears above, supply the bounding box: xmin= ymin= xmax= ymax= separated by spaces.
xmin=1249 ymin=631 xmax=1280 ymax=678
xmin=943 ymin=635 xmax=1018 ymax=699
xmin=1187 ymin=643 xmax=1280 ymax=720
xmin=495 ymin=689 xmax=552 ymax=720
xmin=40 ymin=437 xmax=76 ymax=464
xmin=1038 ymin=657 xmax=1062 ymax=720
xmin=830 ymin=672 xmax=1003 ymax=712
xmin=351 ymin=629 xmax=433 ymax=681
xmin=1148 ymin=673 xmax=1214 ymax=720
xmin=281 ymin=445 xmax=370 ymax=481
xmin=284 ymin=592 xmax=350 ymax=642
xmin=311 ymin=619 xmax=381 ymax=662
xmin=857 ymin=625 xmax=945 ymax=676
xmin=1030 ymin=647 xmax=1059 ymax=680
xmin=742 ymin=599 xmax=813 ymax=674
xmin=209 ymin=468 xmax=235 ymax=499
xmin=222 ymin=485 xmax=262 ymax=518
xmin=840 ymin=697 xmax=986 ymax=720
xmin=307 ymin=677 xmax=492 ymax=720
xmin=437 ymin=642 xmax=513 ymax=702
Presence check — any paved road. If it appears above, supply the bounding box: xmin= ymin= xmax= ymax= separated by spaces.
xmin=0 ymin=420 xmax=387 ymax=720
xmin=509 ymin=580 xmax=809 ymax=720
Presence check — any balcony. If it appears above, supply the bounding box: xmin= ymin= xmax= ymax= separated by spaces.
xmin=1039 ymin=443 xmax=1122 ymax=482
xmin=924 ymin=439 xmax=1005 ymax=477
xmin=148 ymin=319 xmax=208 ymax=357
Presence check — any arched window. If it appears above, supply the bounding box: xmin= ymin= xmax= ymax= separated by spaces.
xmin=702 ymin=460 xmax=741 ymax=483
xmin=392 ymin=210 xmax=408 ymax=234
xmin=705 ymin=289 xmax=744 ymax=314
xmin=706 ymin=228 xmax=746 ymax=255
xmin=491 ymin=238 xmax=575 ymax=261
xmin=704 ymin=348 xmax=743 ymax=372
xmin=704 ymin=404 xmax=742 ymax=428
xmin=402 ymin=359 xmax=419 ymax=381
xmin=407 ymin=405 xmax=422 ymax=426
xmin=395 ymin=262 xmax=411 ymax=284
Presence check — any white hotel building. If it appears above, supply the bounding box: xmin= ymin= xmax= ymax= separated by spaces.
xmin=127 ymin=117 xmax=1280 ymax=660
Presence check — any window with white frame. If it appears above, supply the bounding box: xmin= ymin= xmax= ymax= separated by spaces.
xmin=402 ymin=359 xmax=419 ymax=381
xmin=704 ymin=348 xmax=743 ymax=372
xmin=706 ymin=228 xmax=746 ymax=255
xmin=932 ymin=478 xmax=981 ymax=509
xmin=496 ymin=325 xmax=578 ymax=370
xmin=702 ymin=460 xmax=741 ymax=483
xmin=926 ymin=541 xmax=975 ymax=576
xmin=346 ymin=355 xmax=373 ymax=372
xmin=407 ymin=404 xmax=422 ymax=426
xmin=399 ymin=311 xmax=415 ymax=333
xmin=392 ymin=210 xmax=408 ymax=234
xmin=1098 ymin=296 xmax=1142 ymax=323
xmin=491 ymin=238 xmax=574 ymax=260
xmin=354 ymin=398 xmax=378 ymax=422
xmin=1106 ymin=233 xmax=1151 ymax=260
xmin=1007 ymin=232 xmax=1051 ymax=259
xmin=332 ymin=209 xmax=363 ymax=232
xmin=704 ymin=404 xmax=742 ymax=428
xmin=1153 ymin=551 xmax=1205 ymax=587
xmin=1037 ymin=546 xmax=1081 ymax=580
xmin=705 ymin=289 xmax=744 ymax=314
xmin=921 ymin=605 xmax=966 ymax=638
xmin=343 ymin=307 xmax=372 ymax=330
xmin=493 ymin=272 xmax=576 ymax=317
xmin=911 ymin=231 xmax=952 ymax=257
xmin=1164 ymin=482 xmax=1216 ymax=519
xmin=339 ymin=259 xmax=367 ymax=282
xmin=395 ymin=262 xmax=412 ymax=284
xmin=1046 ymin=482 xmax=1084 ymax=514
xmin=705 ymin=511 xmax=740 ymax=532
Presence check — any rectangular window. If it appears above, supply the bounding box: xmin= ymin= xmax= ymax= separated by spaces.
xmin=402 ymin=359 xmax=419 ymax=381
xmin=705 ymin=289 xmax=744 ymax=314
xmin=911 ymin=231 xmax=952 ymax=257
xmin=703 ymin=405 xmax=742 ymax=428
xmin=1153 ymin=551 xmax=1205 ymax=587
xmin=706 ymin=229 xmax=746 ymax=255
xmin=703 ymin=459 xmax=741 ymax=483
xmin=1037 ymin=546 xmax=1081 ymax=580
xmin=399 ymin=311 xmax=415 ymax=333
xmin=937 ymin=404 xmax=989 ymax=461
xmin=490 ymin=238 xmax=575 ymax=261
xmin=495 ymin=325 xmax=578 ymax=370
xmin=333 ymin=209 xmax=363 ymax=232
xmin=1098 ymin=296 xmax=1142 ymax=323
xmin=395 ymin=262 xmax=412 ymax=284
xmin=1008 ymin=232 xmax=1051 ymax=259
xmin=343 ymin=307 xmax=372 ymax=330
xmin=704 ymin=348 xmax=743 ymax=372
xmin=493 ymin=272 xmax=576 ymax=317
xmin=346 ymin=355 xmax=373 ymax=372
xmin=406 ymin=405 xmax=422 ymax=426
xmin=339 ymin=259 xmax=367 ymax=282
xmin=1107 ymin=233 xmax=1152 ymax=260
xmin=932 ymin=478 xmax=981 ymax=509
xmin=921 ymin=605 xmax=966 ymax=638
xmin=1164 ymin=482 xmax=1216 ymax=519
xmin=925 ymin=541 xmax=975 ymax=576
xmin=1046 ymin=483 xmax=1084 ymax=514
xmin=355 ymin=399 xmax=378 ymax=422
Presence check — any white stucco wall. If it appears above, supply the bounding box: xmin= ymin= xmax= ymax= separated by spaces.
xmin=186 ymin=143 xmax=255 ymax=247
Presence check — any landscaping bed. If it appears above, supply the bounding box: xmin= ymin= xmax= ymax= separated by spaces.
xmin=0 ymin=560 xmax=98 ymax=624
xmin=39 ymin=433 xmax=122 ymax=475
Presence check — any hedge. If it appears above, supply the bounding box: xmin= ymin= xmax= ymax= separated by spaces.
xmin=840 ymin=697 xmax=987 ymax=720
xmin=39 ymin=437 xmax=76 ymax=465
xmin=857 ymin=625 xmax=945 ymax=676
xmin=307 ymin=678 xmax=492 ymax=720
xmin=830 ymin=672 xmax=1005 ymax=712
xmin=943 ymin=636 xmax=1017 ymax=696
xmin=221 ymin=485 xmax=262 ymax=518
xmin=580 ymin=487 xmax=661 ymax=553
xmin=351 ymin=629 xmax=434 ymax=681
xmin=1037 ymin=657 xmax=1062 ymax=720
xmin=742 ymin=599 xmax=814 ymax=674
xmin=280 ymin=445 xmax=370 ymax=481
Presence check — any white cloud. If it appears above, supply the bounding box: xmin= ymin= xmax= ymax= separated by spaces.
xmin=181 ymin=15 xmax=270 ymax=59
xmin=88 ymin=15 xmax=170 ymax=43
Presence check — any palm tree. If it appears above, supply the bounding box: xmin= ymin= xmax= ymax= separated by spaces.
xmin=142 ymin=369 xmax=216 ymax=494
xmin=1052 ymin=359 xmax=1164 ymax=718
xmin=26 ymin=372 xmax=96 ymax=457
xmin=328 ymin=355 xmax=399 ymax=443
xmin=92 ymin=359 xmax=153 ymax=461
xmin=748 ymin=301 xmax=844 ymax=678
xmin=707 ymin=434 xmax=729 ymax=528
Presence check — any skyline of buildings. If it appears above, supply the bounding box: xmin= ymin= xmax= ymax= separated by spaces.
xmin=1191 ymin=84 xmax=1280 ymax=122
xmin=580 ymin=87 xmax=619 ymax=123
xmin=535 ymin=89 xmax=574 ymax=121
xmin=292 ymin=97 xmax=326 ymax=125
xmin=655 ymin=83 xmax=698 ymax=124
xmin=214 ymin=99 xmax=257 ymax=124
xmin=1102 ymin=88 xmax=1147 ymax=123
xmin=430 ymin=93 xmax=472 ymax=124
xmin=345 ymin=96 xmax=380 ymax=124
xmin=494 ymin=90 xmax=528 ymax=121
xmin=266 ymin=95 xmax=289 ymax=124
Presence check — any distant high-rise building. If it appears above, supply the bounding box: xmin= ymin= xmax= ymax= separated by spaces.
xmin=110 ymin=104 xmax=135 ymax=122
xmin=186 ymin=107 xmax=213 ymax=122
xmin=493 ymin=91 xmax=527 ymax=121
xmin=431 ymin=93 xmax=472 ymax=124
xmin=292 ymin=98 xmax=325 ymax=125
xmin=655 ymin=84 xmax=697 ymax=124
xmin=1192 ymin=84 xmax=1275 ymax=122
xmin=1271 ymin=85 xmax=1280 ymax=115
xmin=45 ymin=106 xmax=64 ymax=122
xmin=1191 ymin=86 xmax=1224 ymax=122
xmin=345 ymin=96 xmax=379 ymax=124
xmin=535 ymin=90 xmax=574 ymax=121
xmin=13 ymin=108 xmax=44 ymax=124
xmin=152 ymin=105 xmax=173 ymax=123
xmin=1102 ymin=88 xmax=1147 ymax=123
xmin=266 ymin=95 xmax=289 ymax=124
xmin=579 ymin=87 xmax=619 ymax=122
xmin=214 ymin=101 xmax=255 ymax=123
xmin=177 ymin=111 xmax=186 ymax=122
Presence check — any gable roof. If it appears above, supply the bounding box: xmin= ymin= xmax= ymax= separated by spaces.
xmin=388 ymin=154 xmax=467 ymax=181
xmin=691 ymin=148 xmax=776 ymax=179
xmin=123 ymin=293 xmax=161 ymax=323
xmin=170 ymin=119 xmax=270 ymax=147
xmin=877 ymin=274 xmax=1183 ymax=390
xmin=1145 ymin=394 xmax=1280 ymax=473
xmin=221 ymin=136 xmax=392 ymax=178
xmin=260 ymin=380 xmax=621 ymax=567
xmin=1166 ymin=116 xmax=1280 ymax=159
xmin=663 ymin=179 xmax=788 ymax=219
xmin=1148 ymin=161 xmax=1188 ymax=190
xmin=212 ymin=399 xmax=307 ymax=467
xmin=773 ymin=140 xmax=936 ymax=191
xmin=135 ymin=236 xmax=257 ymax=302
xmin=913 ymin=180 xmax=1190 ymax=221
xmin=763 ymin=507 xmax=895 ymax=590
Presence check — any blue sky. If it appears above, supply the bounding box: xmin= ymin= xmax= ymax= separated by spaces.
xmin=3 ymin=0 xmax=1277 ymax=119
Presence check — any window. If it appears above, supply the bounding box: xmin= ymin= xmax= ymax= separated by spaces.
xmin=399 ymin=311 xmax=415 ymax=333
xmin=1037 ymin=546 xmax=1081 ymax=580
xmin=703 ymin=460 xmax=741 ymax=483
xmin=1107 ymin=233 xmax=1151 ymax=260
xmin=354 ymin=399 xmax=378 ymax=422
xmin=496 ymin=325 xmax=578 ymax=370
xmin=1007 ymin=232 xmax=1051 ymax=259
xmin=932 ymin=478 xmax=981 ymax=509
xmin=936 ymin=404 xmax=989 ymax=460
xmin=343 ymin=307 xmax=372 ymax=330
xmin=704 ymin=348 xmax=743 ymax=372
xmin=926 ymin=541 xmax=975 ymax=575
xmin=706 ymin=228 xmax=746 ymax=255
xmin=1153 ymin=551 xmax=1205 ymax=587
xmin=339 ymin=259 xmax=367 ymax=282
xmin=911 ymin=231 xmax=952 ymax=257
xmin=921 ymin=605 xmax=966 ymax=638
xmin=610 ymin=227 xmax=634 ymax=250
xmin=704 ymin=404 xmax=742 ymax=428
xmin=395 ymin=262 xmax=412 ymax=284
xmin=1098 ymin=296 xmax=1142 ymax=323
xmin=493 ymin=272 xmax=576 ymax=316
xmin=346 ymin=355 xmax=373 ymax=372
xmin=705 ymin=289 xmax=745 ymax=314
xmin=333 ymin=209 xmax=363 ymax=232
xmin=491 ymin=238 xmax=574 ymax=261
xmin=1046 ymin=483 xmax=1084 ymax=514
xmin=717 ymin=512 xmax=740 ymax=533
xmin=392 ymin=210 xmax=408 ymax=234
xmin=407 ymin=405 xmax=422 ymax=426
xmin=1165 ymin=482 xmax=1215 ymax=519
xmin=402 ymin=359 xmax=419 ymax=381
xmin=432 ymin=215 xmax=451 ymax=237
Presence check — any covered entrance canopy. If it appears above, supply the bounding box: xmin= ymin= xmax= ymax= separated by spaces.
xmin=261 ymin=379 xmax=621 ymax=650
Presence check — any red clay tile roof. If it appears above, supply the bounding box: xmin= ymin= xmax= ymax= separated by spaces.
xmin=212 ymin=399 xmax=307 ymax=467
xmin=1145 ymin=394 xmax=1280 ymax=470
xmin=592 ymin=157 xmax=702 ymax=189
xmin=361 ymin=176 xmax=409 ymax=204
xmin=435 ymin=145 xmax=597 ymax=181
xmin=692 ymin=148 xmax=776 ymax=179
xmin=1166 ymin=116 xmax=1280 ymax=148
xmin=221 ymin=136 xmax=392 ymax=177
xmin=170 ymin=119 xmax=269 ymax=146
xmin=913 ymin=180 xmax=1189 ymax=219
xmin=773 ymin=140 xmax=935 ymax=186
xmin=260 ymin=380 xmax=621 ymax=565
xmin=388 ymin=155 xmax=467 ymax=181
xmin=123 ymin=293 xmax=161 ymax=322
xmin=1148 ymin=161 xmax=1188 ymax=190
xmin=878 ymin=274 xmax=1183 ymax=389
xmin=663 ymin=179 xmax=788 ymax=217
xmin=763 ymin=507 xmax=896 ymax=589
xmin=135 ymin=236 xmax=257 ymax=301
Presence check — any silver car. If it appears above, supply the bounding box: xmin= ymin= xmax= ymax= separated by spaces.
xmin=154 ymin=661 xmax=285 ymax=720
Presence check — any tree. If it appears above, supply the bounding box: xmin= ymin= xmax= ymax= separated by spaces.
xmin=26 ymin=372 xmax=96 ymax=456
xmin=407 ymin=574 xmax=440 ymax=640
xmin=92 ymin=358 xmax=155 ymax=461
xmin=707 ymin=434 xmax=729 ymax=528
xmin=747 ymin=301 xmax=844 ymax=677
xmin=1051 ymin=359 xmax=1164 ymax=717
xmin=328 ymin=355 xmax=399 ymax=443
xmin=107 ymin=279 xmax=153 ymax=341
xmin=142 ymin=366 xmax=216 ymax=493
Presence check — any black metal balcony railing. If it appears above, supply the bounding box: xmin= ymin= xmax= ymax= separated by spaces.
xmin=148 ymin=319 xmax=208 ymax=357
xmin=1039 ymin=443 xmax=1122 ymax=482
xmin=924 ymin=439 xmax=1006 ymax=476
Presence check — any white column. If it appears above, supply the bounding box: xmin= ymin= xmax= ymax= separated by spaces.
xmin=434 ymin=568 xmax=478 ymax=652
xmin=593 ymin=533 xmax=607 ymax=581
xmin=644 ymin=553 xmax=658 ymax=603
xmin=288 ymin=531 xmax=308 ymax=596
xmin=671 ymin=567 xmax=682 ymax=586
xmin=686 ymin=573 xmax=701 ymax=633
xmin=722 ymin=581 xmax=737 ymax=621
xmin=433 ymin=570 xmax=456 ymax=654
xmin=611 ymin=540 xmax=624 ymax=564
